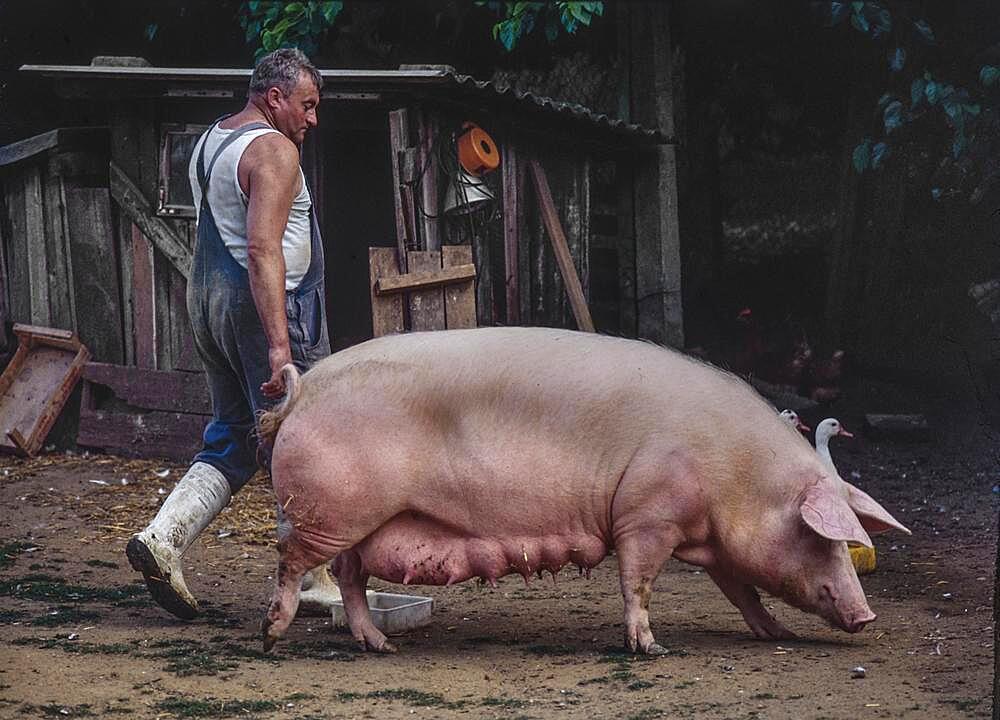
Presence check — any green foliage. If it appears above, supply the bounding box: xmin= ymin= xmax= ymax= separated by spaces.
xmin=816 ymin=2 xmax=997 ymax=200
xmin=238 ymin=1 xmax=343 ymax=60
xmin=476 ymin=1 xmax=604 ymax=52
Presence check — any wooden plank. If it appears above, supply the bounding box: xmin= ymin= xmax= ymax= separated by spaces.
xmin=82 ymin=363 xmax=211 ymax=414
xmin=109 ymin=160 xmax=192 ymax=278
xmin=375 ymin=264 xmax=476 ymax=295
xmin=616 ymin=158 xmax=637 ymax=337
xmin=24 ymin=166 xmax=49 ymax=326
xmin=388 ymin=109 xmax=411 ymax=272
xmin=42 ymin=163 xmax=74 ymax=332
xmin=0 ymin=127 xmax=106 ymax=168
xmin=77 ymin=406 xmax=207 ymax=462
xmin=153 ymin=250 xmax=174 ymax=370
xmin=527 ymin=158 xmax=595 ymax=333
xmin=131 ymin=224 xmax=157 ymax=369
xmin=502 ymin=141 xmax=521 ymax=325
xmin=117 ymin=211 xmax=136 ymax=366
xmin=369 ymin=247 xmax=405 ymax=337
xmin=442 ymin=245 xmax=476 ymax=329
xmin=65 ymin=188 xmax=124 ymax=363
xmin=407 ymin=250 xmax=446 ymax=332
xmin=5 ymin=177 xmax=30 ymax=324
xmin=416 ymin=109 xmax=440 ymax=251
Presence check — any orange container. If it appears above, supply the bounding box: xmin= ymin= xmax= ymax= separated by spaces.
xmin=457 ymin=123 xmax=500 ymax=176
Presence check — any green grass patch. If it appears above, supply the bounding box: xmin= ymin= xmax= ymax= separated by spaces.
xmin=524 ymin=643 xmax=576 ymax=656
xmin=0 ymin=609 xmax=26 ymax=623
xmin=628 ymin=680 xmax=655 ymax=690
xmin=84 ymin=559 xmax=118 ymax=569
xmin=481 ymin=696 xmax=527 ymax=708
xmin=147 ymin=639 xmax=238 ymax=677
xmin=282 ymin=638 xmax=358 ymax=662
xmin=751 ymin=693 xmax=777 ymax=700
xmin=12 ymin=635 xmax=132 ymax=655
xmin=336 ymin=688 xmax=467 ymax=709
xmin=30 ymin=606 xmax=102 ymax=627
xmin=154 ymin=697 xmax=279 ymax=718
xmin=24 ymin=703 xmax=94 ymax=717
xmin=624 ymin=710 xmax=663 ymax=720
xmin=0 ymin=575 xmax=145 ymax=604
xmin=0 ymin=541 xmax=39 ymax=569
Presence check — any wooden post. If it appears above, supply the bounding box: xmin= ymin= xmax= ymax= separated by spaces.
xmin=502 ymin=142 xmax=522 ymax=325
xmin=388 ymin=109 xmax=416 ymax=272
xmin=623 ymin=1 xmax=684 ymax=347
xmin=131 ymin=224 xmax=157 ymax=369
xmin=24 ymin=166 xmax=49 ymax=326
xmin=528 ymin=158 xmax=595 ymax=333
xmin=416 ymin=108 xmax=441 ymax=252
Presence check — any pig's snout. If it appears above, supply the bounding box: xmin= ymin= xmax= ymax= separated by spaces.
xmin=843 ymin=609 xmax=876 ymax=634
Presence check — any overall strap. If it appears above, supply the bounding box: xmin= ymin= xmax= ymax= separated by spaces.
xmin=197 ymin=121 xmax=274 ymax=195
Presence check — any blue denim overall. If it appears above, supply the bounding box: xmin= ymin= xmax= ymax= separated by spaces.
xmin=188 ymin=121 xmax=330 ymax=493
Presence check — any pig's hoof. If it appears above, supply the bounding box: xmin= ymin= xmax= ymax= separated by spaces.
xmin=644 ymin=643 xmax=669 ymax=656
xmin=375 ymin=639 xmax=398 ymax=654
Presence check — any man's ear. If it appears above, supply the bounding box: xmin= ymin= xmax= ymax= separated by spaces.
xmin=800 ymin=484 xmax=874 ymax=548
xmin=842 ymin=481 xmax=911 ymax=535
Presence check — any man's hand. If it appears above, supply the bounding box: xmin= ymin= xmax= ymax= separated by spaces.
xmin=261 ymin=345 xmax=294 ymax=399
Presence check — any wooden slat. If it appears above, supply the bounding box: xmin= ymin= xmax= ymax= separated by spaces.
xmin=5 ymin=177 xmax=30 ymax=324
xmin=153 ymin=250 xmax=174 ymax=370
xmin=527 ymin=158 xmax=595 ymax=333
xmin=388 ymin=109 xmax=412 ymax=272
xmin=65 ymin=188 xmax=124 ymax=363
xmin=82 ymin=363 xmax=211 ymax=414
xmin=442 ymin=246 xmax=476 ymax=330
xmin=375 ymin=264 xmax=476 ymax=295
xmin=407 ymin=250 xmax=446 ymax=332
xmin=502 ymin=141 xmax=521 ymax=325
xmin=77 ymin=407 xmax=207 ymax=462
xmin=24 ymin=166 xmax=49 ymax=326
xmin=416 ymin=109 xmax=440 ymax=251
xmin=131 ymin=224 xmax=157 ymax=369
xmin=616 ymin=160 xmax=637 ymax=337
xmin=117 ymin=212 xmax=136 ymax=366
xmin=42 ymin=163 xmax=74 ymax=332
xmin=369 ymin=247 xmax=405 ymax=337
xmin=109 ymin=160 xmax=192 ymax=278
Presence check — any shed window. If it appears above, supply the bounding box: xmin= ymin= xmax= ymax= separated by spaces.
xmin=157 ymin=124 xmax=207 ymax=217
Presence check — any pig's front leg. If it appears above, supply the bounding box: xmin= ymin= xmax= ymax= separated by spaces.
xmin=614 ymin=527 xmax=680 ymax=656
xmin=707 ymin=568 xmax=796 ymax=640
xmin=332 ymin=549 xmax=397 ymax=653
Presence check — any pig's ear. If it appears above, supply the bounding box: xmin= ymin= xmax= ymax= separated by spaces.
xmin=842 ymin=481 xmax=912 ymax=536
xmin=800 ymin=485 xmax=874 ymax=548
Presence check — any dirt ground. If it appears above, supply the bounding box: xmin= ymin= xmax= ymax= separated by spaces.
xmin=0 ymin=376 xmax=996 ymax=720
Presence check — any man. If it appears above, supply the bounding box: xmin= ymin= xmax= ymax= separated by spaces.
xmin=126 ymin=48 xmax=338 ymax=619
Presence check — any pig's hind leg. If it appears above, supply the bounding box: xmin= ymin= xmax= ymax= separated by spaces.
xmin=707 ymin=568 xmax=796 ymax=640
xmin=261 ymin=534 xmax=328 ymax=652
xmin=331 ymin=549 xmax=397 ymax=653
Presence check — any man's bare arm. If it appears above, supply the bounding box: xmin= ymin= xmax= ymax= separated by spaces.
xmin=242 ymin=133 xmax=302 ymax=398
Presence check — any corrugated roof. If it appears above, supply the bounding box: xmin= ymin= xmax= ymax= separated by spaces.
xmin=20 ymin=63 xmax=668 ymax=145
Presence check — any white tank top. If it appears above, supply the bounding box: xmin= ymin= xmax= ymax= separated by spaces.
xmin=188 ymin=125 xmax=312 ymax=290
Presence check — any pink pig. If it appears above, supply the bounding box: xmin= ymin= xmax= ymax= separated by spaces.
xmin=259 ymin=327 xmax=909 ymax=654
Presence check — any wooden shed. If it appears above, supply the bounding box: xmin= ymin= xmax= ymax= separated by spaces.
xmin=3 ymin=59 xmax=678 ymax=460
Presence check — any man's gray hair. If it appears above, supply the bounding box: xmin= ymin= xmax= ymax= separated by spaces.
xmin=249 ymin=48 xmax=322 ymax=97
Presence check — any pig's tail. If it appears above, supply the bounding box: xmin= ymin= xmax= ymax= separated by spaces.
xmin=257 ymin=363 xmax=301 ymax=447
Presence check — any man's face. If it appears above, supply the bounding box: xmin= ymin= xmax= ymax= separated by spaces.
xmin=269 ymin=70 xmax=319 ymax=146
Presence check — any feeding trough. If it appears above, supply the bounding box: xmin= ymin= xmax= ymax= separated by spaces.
xmin=331 ymin=592 xmax=434 ymax=636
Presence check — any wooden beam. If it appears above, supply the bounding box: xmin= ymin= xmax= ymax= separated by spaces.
xmin=109 ymin=160 xmax=192 ymax=278
xmin=131 ymin=223 xmax=157 ymax=369
xmin=502 ymin=142 xmax=521 ymax=325
xmin=24 ymin=166 xmax=49 ymax=326
xmin=369 ymin=247 xmax=405 ymax=337
xmin=82 ymin=363 xmax=211 ymax=414
xmin=416 ymin=109 xmax=440 ymax=251
xmin=388 ymin=109 xmax=413 ymax=272
xmin=527 ymin=158 xmax=595 ymax=333
xmin=406 ymin=251 xmax=446 ymax=332
xmin=442 ymin=245 xmax=477 ymax=329
xmin=375 ymin=263 xmax=476 ymax=295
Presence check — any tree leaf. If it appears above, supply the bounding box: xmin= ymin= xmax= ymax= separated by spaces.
xmin=913 ymin=19 xmax=935 ymax=43
xmin=853 ymin=138 xmax=872 ymax=173
xmin=829 ymin=1 xmax=849 ymax=25
xmin=882 ymin=99 xmax=903 ymax=133
xmin=321 ymin=1 xmax=344 ymax=24
xmin=931 ymin=187 xmax=942 ymax=200
xmin=545 ymin=13 xmax=560 ymax=42
xmin=925 ymin=80 xmax=939 ymax=105
xmin=499 ymin=21 xmax=517 ymax=51
xmin=889 ymin=47 xmax=905 ymax=72
xmin=850 ymin=11 xmax=870 ymax=34
xmin=284 ymin=2 xmax=305 ymax=16
xmin=910 ymin=77 xmax=926 ymax=108
xmin=952 ymin=132 xmax=966 ymax=158
xmin=877 ymin=93 xmax=893 ymax=111
xmin=980 ymin=65 xmax=1000 ymax=87
xmin=871 ymin=141 xmax=889 ymax=169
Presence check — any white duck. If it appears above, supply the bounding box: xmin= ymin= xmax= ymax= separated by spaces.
xmin=779 ymin=409 xmax=811 ymax=433
xmin=814 ymin=417 xmax=854 ymax=474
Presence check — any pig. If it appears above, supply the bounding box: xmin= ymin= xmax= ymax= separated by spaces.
xmin=258 ymin=326 xmax=909 ymax=655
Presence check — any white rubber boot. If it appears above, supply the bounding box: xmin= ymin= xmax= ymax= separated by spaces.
xmin=126 ymin=462 xmax=231 ymax=619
